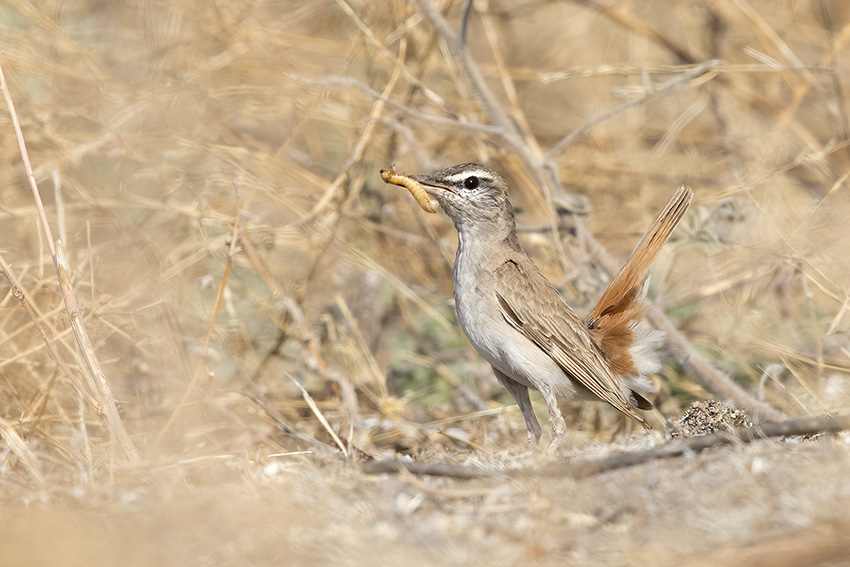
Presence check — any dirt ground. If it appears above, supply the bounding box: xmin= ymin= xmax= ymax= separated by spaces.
xmin=2 ymin=1 xmax=850 ymax=565
xmin=4 ymin=430 xmax=850 ymax=567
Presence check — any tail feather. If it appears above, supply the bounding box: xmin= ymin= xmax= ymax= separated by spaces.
xmin=587 ymin=186 xmax=693 ymax=377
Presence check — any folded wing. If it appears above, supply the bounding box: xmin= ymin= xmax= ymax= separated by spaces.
xmin=493 ymin=257 xmax=650 ymax=427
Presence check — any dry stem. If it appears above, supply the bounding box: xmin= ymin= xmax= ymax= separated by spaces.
xmin=0 ymin=61 xmax=138 ymax=461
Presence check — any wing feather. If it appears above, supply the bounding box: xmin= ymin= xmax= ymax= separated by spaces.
xmin=493 ymin=258 xmax=649 ymax=427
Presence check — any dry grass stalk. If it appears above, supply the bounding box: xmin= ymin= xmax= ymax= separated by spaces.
xmin=288 ymin=374 xmax=348 ymax=457
xmin=153 ymin=192 xmax=243 ymax=449
xmin=0 ymin=416 xmax=45 ymax=486
xmin=54 ymin=242 xmax=139 ymax=460
xmin=0 ymin=251 xmax=101 ymax=411
xmin=1 ymin=61 xmax=138 ymax=461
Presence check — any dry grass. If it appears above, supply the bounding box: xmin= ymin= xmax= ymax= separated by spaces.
xmin=1 ymin=0 xmax=849 ymax=565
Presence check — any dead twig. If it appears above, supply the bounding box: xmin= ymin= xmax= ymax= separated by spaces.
xmin=362 ymin=458 xmax=500 ymax=479
xmin=538 ymin=413 xmax=850 ymax=479
xmin=573 ymin=0 xmax=698 ymax=64
xmin=303 ymin=34 xmax=410 ymax=221
xmin=289 ymin=74 xmax=500 ymax=135
xmin=362 ymin=414 xmax=850 ymax=479
xmin=644 ymin=303 xmax=785 ymax=421
xmin=412 ymin=0 xmax=549 ymax=187
xmin=545 ymin=61 xmax=720 ymax=160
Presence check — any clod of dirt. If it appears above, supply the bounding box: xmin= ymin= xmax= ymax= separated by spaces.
xmin=672 ymin=399 xmax=753 ymax=438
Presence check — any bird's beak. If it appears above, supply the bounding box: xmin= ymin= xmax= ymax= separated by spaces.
xmin=410 ymin=175 xmax=456 ymax=194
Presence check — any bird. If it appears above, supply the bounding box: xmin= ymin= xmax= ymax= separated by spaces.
xmin=400 ymin=163 xmax=692 ymax=450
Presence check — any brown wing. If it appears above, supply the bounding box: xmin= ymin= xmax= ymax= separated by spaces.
xmin=493 ymin=257 xmax=649 ymax=427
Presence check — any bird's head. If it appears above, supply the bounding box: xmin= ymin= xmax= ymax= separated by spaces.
xmin=411 ymin=163 xmax=516 ymax=240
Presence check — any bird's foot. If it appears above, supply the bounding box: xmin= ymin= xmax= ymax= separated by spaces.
xmin=545 ymin=432 xmax=565 ymax=456
xmin=545 ymin=412 xmax=567 ymax=456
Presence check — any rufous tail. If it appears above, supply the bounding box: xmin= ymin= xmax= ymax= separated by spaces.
xmin=587 ymin=186 xmax=693 ymax=378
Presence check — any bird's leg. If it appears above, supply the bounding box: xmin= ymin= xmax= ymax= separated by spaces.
xmin=493 ymin=368 xmax=541 ymax=445
xmin=538 ymin=383 xmax=566 ymax=455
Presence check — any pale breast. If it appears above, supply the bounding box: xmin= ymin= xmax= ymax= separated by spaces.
xmin=453 ymin=250 xmax=584 ymax=399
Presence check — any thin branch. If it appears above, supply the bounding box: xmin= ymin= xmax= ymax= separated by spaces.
xmin=574 ymin=0 xmax=697 ymax=64
xmin=362 ymin=414 xmax=850 ymax=479
xmin=546 ymin=61 xmax=721 ymax=160
xmin=362 ymin=458 xmax=500 ymax=479
xmin=304 ymin=36 xmax=410 ymax=221
xmin=460 ymin=0 xmax=474 ymax=47
xmin=413 ymin=0 xmax=535 ymax=166
xmin=645 ymin=304 xmax=784 ymax=421
xmin=332 ymin=0 xmax=450 ymax=108
xmin=413 ymin=0 xmax=577 ymax=268
xmin=536 ymin=413 xmax=850 ymax=479
xmin=288 ymin=74 xmax=500 ymax=135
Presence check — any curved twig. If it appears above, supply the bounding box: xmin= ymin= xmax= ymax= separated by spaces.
xmin=362 ymin=413 xmax=850 ymax=479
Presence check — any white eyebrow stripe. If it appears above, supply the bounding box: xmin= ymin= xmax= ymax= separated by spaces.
xmin=443 ymin=170 xmax=492 ymax=184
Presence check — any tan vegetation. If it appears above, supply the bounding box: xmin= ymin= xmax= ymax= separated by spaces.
xmin=1 ymin=0 xmax=849 ymax=565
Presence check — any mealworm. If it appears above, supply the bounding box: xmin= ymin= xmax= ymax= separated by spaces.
xmin=380 ymin=166 xmax=439 ymax=214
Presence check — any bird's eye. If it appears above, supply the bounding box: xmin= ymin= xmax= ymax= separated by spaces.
xmin=464 ymin=176 xmax=479 ymax=190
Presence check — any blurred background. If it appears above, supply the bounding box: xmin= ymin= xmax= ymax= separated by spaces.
xmin=1 ymin=0 xmax=849 ymax=563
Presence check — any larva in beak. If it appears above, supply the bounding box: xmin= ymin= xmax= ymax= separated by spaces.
xmin=380 ymin=166 xmax=439 ymax=214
